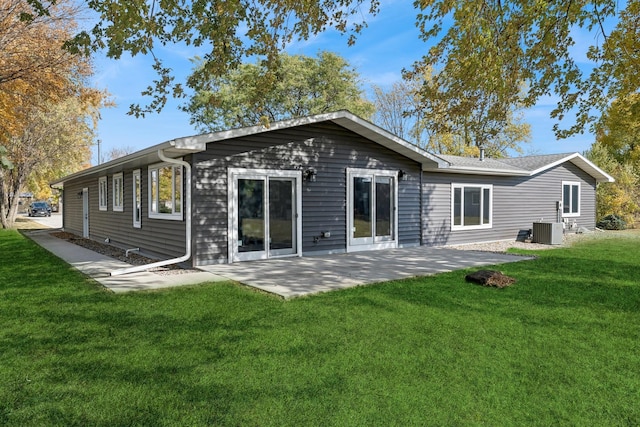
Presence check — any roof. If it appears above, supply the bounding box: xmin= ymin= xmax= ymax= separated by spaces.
xmin=429 ymin=152 xmax=614 ymax=183
xmin=51 ymin=111 xmax=614 ymax=186
xmin=51 ymin=111 xmax=447 ymax=186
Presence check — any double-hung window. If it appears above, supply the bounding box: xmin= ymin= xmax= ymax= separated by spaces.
xmin=98 ymin=176 xmax=108 ymax=211
xmin=452 ymin=184 xmax=492 ymax=230
xmin=148 ymin=162 xmax=183 ymax=220
xmin=562 ymin=181 xmax=580 ymax=217
xmin=112 ymin=173 xmax=124 ymax=212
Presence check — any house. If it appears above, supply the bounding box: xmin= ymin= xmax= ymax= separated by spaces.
xmin=51 ymin=111 xmax=614 ymax=271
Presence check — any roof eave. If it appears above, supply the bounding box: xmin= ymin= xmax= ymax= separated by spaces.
xmin=50 ymin=140 xmax=203 ymax=187
xmin=424 ymin=166 xmax=529 ymax=176
xmin=528 ymin=153 xmax=615 ymax=183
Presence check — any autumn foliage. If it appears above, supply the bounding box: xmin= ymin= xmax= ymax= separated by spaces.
xmin=0 ymin=0 xmax=106 ymax=228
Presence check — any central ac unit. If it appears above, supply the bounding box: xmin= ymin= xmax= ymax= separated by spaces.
xmin=532 ymin=222 xmax=563 ymax=245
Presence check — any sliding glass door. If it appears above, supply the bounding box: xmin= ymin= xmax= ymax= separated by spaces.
xmin=347 ymin=169 xmax=398 ymax=251
xmin=229 ymin=169 xmax=301 ymax=262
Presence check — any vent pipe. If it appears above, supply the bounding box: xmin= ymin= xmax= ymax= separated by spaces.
xmin=479 ymin=147 xmax=485 ymax=161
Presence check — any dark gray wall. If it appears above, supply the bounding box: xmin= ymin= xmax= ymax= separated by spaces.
xmin=192 ymin=121 xmax=422 ymax=265
xmin=62 ymin=166 xmax=186 ymax=260
xmin=422 ymin=162 xmax=597 ymax=246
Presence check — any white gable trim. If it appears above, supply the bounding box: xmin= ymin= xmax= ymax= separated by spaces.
xmin=528 ymin=153 xmax=614 ymax=183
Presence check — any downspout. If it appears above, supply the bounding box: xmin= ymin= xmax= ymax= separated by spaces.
xmin=111 ymin=149 xmax=191 ymax=276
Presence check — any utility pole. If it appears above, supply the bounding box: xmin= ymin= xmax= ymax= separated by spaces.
xmin=97 ymin=139 xmax=101 ymax=165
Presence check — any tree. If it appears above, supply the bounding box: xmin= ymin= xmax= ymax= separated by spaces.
xmin=105 ymin=146 xmax=136 ymax=162
xmin=21 ymin=1 xmax=638 ymax=137
xmin=594 ymin=93 xmax=640 ymax=168
xmin=585 ymin=142 xmax=639 ymax=227
xmin=0 ymin=0 xmax=106 ymax=228
xmin=1 ymin=96 xmax=101 ymax=228
xmin=411 ymin=0 xmax=640 ymax=139
xmin=21 ymin=0 xmax=380 ymax=117
xmin=585 ymin=93 xmax=640 ymax=227
xmin=184 ymin=51 xmax=374 ymax=132
xmin=373 ymin=73 xmax=530 ymax=157
xmin=0 ymin=145 xmax=12 ymax=170
xmin=372 ymin=78 xmax=433 ymax=146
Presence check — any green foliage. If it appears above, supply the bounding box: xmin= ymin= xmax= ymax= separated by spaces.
xmin=597 ymin=214 xmax=627 ymax=230
xmin=184 ymin=51 xmax=374 ymax=132
xmin=586 ymin=94 xmax=640 ymax=227
xmin=2 ymin=229 xmax=640 ymax=425
xmin=412 ymin=0 xmax=640 ymax=138
xmin=373 ymin=73 xmax=530 ymax=156
xmin=30 ymin=0 xmax=380 ymax=116
xmin=595 ymin=93 xmax=640 ymax=168
xmin=0 ymin=146 xmax=12 ymax=170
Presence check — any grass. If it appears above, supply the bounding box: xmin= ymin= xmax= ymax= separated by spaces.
xmin=1 ymin=228 xmax=639 ymax=426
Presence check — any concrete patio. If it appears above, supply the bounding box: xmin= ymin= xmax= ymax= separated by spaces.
xmin=26 ymin=226 xmax=534 ymax=298
xmin=200 ymin=247 xmax=534 ymax=298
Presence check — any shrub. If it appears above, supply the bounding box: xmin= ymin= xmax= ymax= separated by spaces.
xmin=597 ymin=214 xmax=627 ymax=230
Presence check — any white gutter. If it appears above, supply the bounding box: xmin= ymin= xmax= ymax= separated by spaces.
xmin=111 ymin=149 xmax=192 ymax=276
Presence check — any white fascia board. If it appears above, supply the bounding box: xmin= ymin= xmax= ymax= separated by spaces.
xmin=171 ymin=110 xmax=450 ymax=170
xmin=330 ymin=112 xmax=449 ymax=169
xmin=170 ymin=113 xmax=345 ymax=147
xmin=424 ymin=166 xmax=529 ymax=176
xmin=528 ymin=153 xmax=615 ymax=183
xmin=49 ymin=139 xmax=205 ymax=187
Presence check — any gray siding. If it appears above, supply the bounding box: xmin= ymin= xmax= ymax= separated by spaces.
xmin=62 ymin=166 xmax=186 ymax=260
xmin=193 ymin=122 xmax=422 ymax=265
xmin=422 ymin=162 xmax=597 ymax=246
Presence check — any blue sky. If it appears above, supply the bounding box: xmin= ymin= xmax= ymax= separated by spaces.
xmin=90 ymin=0 xmax=597 ymax=165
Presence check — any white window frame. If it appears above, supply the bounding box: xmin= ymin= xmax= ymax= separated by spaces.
xmin=451 ymin=183 xmax=493 ymax=231
xmin=112 ymin=172 xmax=124 ymax=212
xmin=98 ymin=176 xmax=108 ymax=211
xmin=346 ymin=168 xmax=399 ymax=253
xmin=148 ymin=162 xmax=183 ymax=220
xmin=133 ymin=169 xmax=141 ymax=228
xmin=562 ymin=181 xmax=580 ymax=217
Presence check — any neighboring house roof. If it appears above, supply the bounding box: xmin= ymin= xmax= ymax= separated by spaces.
xmin=429 ymin=152 xmax=614 ymax=183
xmin=51 ymin=110 xmax=614 ymax=186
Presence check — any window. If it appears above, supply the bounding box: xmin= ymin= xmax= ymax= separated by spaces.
xmin=133 ymin=170 xmax=141 ymax=228
xmin=149 ymin=163 xmax=183 ymax=220
xmin=451 ymin=184 xmax=492 ymax=230
xmin=98 ymin=176 xmax=107 ymax=211
xmin=112 ymin=173 xmax=124 ymax=212
xmin=562 ymin=181 xmax=580 ymax=217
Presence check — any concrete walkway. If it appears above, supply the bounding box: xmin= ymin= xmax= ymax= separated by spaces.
xmin=26 ymin=228 xmax=533 ymax=298
xmin=25 ymin=230 xmax=227 ymax=293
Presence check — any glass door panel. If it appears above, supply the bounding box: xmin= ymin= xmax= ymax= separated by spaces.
xmin=348 ymin=169 xmax=397 ymax=251
xmin=353 ymin=176 xmax=373 ymax=239
xmin=269 ymin=179 xmax=295 ymax=255
xmin=238 ymin=179 xmax=265 ymax=254
xmin=375 ymin=176 xmax=392 ymax=239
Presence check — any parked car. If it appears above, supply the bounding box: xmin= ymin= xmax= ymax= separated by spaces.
xmin=28 ymin=202 xmax=51 ymax=217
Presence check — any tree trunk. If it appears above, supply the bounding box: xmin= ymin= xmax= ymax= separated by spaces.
xmin=0 ymin=169 xmax=26 ymax=229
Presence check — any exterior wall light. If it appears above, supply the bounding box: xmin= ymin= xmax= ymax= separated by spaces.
xmin=398 ymin=170 xmax=408 ymax=181
xmin=303 ymin=168 xmax=317 ymax=182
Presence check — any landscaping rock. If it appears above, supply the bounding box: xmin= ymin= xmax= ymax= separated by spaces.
xmin=465 ymin=270 xmax=516 ymax=288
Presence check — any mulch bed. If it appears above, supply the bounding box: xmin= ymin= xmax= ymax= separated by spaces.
xmin=50 ymin=231 xmax=196 ymax=274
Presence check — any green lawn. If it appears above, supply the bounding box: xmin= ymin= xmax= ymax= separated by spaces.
xmin=1 ymin=229 xmax=639 ymax=426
